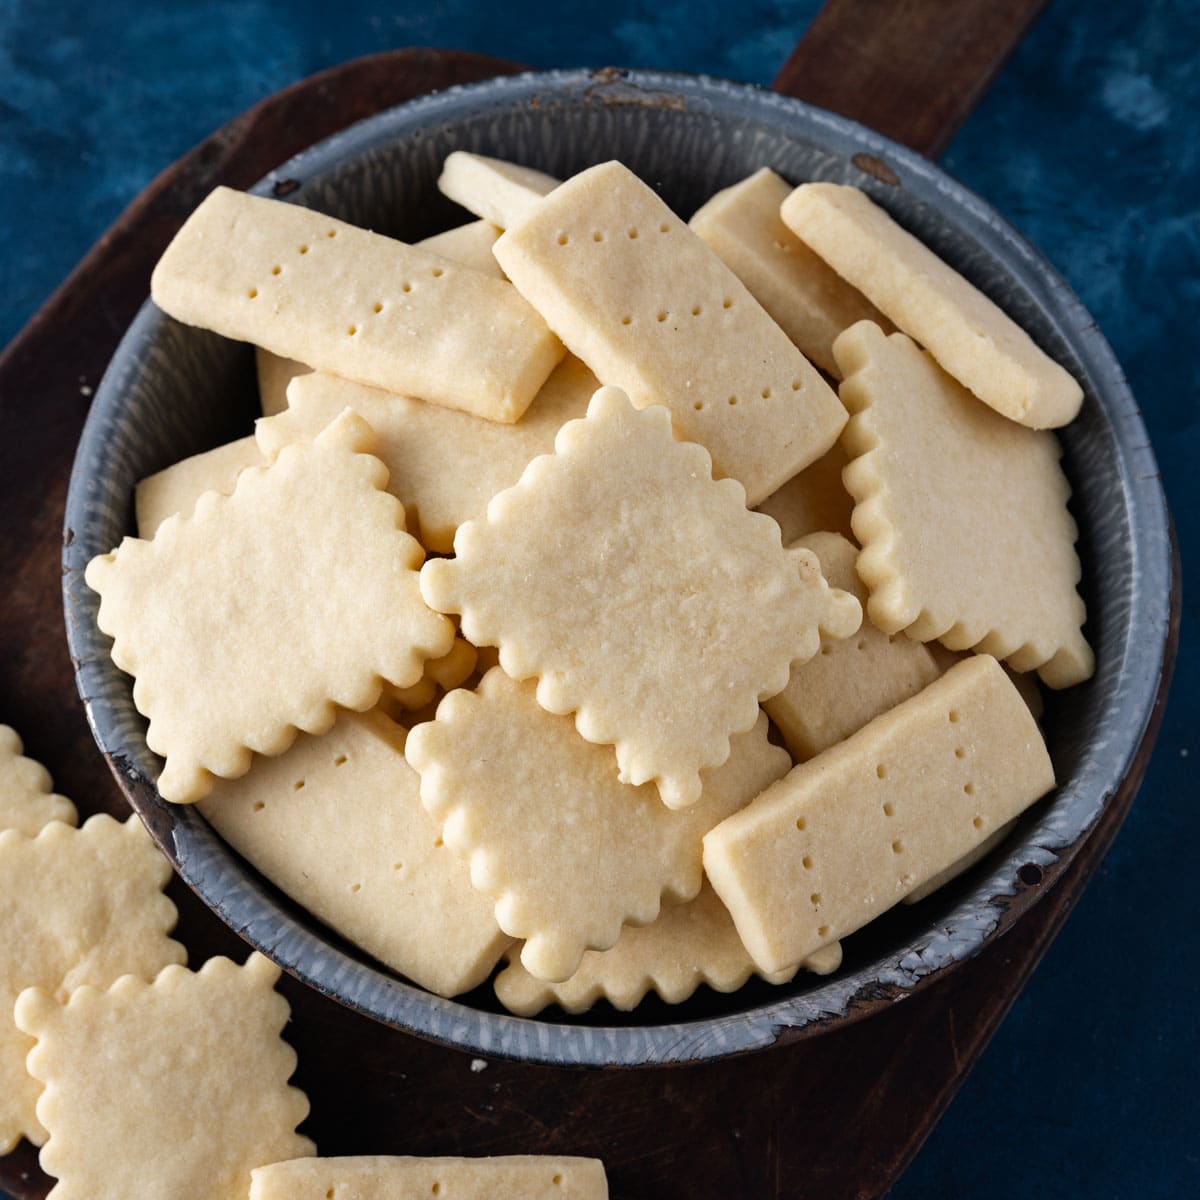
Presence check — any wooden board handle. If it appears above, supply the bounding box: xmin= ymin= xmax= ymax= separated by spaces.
xmin=773 ymin=0 xmax=1050 ymax=157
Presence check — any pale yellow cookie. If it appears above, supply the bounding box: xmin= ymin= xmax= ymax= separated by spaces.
xmin=493 ymin=882 xmax=814 ymax=1016
xmin=903 ymin=818 xmax=1017 ymax=905
xmin=754 ymin=441 xmax=855 ymax=545
xmin=0 ymin=815 xmax=183 ymax=1152
xmin=493 ymin=161 xmax=847 ymax=505
xmin=781 ymin=182 xmax=1083 ymax=428
xmin=250 ymin=1155 xmax=608 ymax=1200
xmin=835 ymin=321 xmax=1093 ymax=688
xmin=764 ymin=532 xmax=942 ymax=760
xmin=405 ymin=671 xmax=791 ymax=982
xmin=86 ymin=410 xmax=454 ymax=803
xmin=257 ymin=356 xmax=598 ymax=554
xmin=256 ymin=346 xmax=309 ymax=417
xmin=16 ymin=953 xmax=313 ymax=1200
xmin=704 ymin=656 xmax=1055 ymax=973
xmin=0 ymin=724 xmax=76 ymax=836
xmin=438 ymin=151 xmax=559 ymax=229
xmin=198 ymin=709 xmax=509 ymax=997
xmin=379 ymin=676 xmax=438 ymax=717
xmin=689 ymin=167 xmax=887 ymax=377
xmin=421 ymin=388 xmax=861 ymax=810
xmin=254 ymin=221 xmax=502 ymax=419
xmin=151 ymin=186 xmax=563 ymax=423
xmin=135 ymin=436 xmax=266 ymax=537
xmin=416 ymin=219 xmax=505 ymax=278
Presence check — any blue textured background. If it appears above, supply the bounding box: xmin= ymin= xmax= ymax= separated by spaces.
xmin=0 ymin=1 xmax=1194 ymax=1195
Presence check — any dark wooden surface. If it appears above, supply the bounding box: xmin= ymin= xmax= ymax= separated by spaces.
xmin=774 ymin=0 xmax=1051 ymax=158
xmin=0 ymin=10 xmax=1177 ymax=1198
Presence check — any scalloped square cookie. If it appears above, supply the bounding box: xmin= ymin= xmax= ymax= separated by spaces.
xmin=835 ymin=322 xmax=1093 ymax=688
xmin=493 ymin=882 xmax=829 ymax=1016
xmin=0 ymin=815 xmax=183 ymax=1152
xmin=251 ymin=1155 xmax=608 ymax=1200
xmin=198 ymin=709 xmax=509 ymax=998
xmin=493 ymin=160 xmax=847 ymax=505
xmin=421 ymin=388 xmax=860 ymax=810
xmin=764 ymin=532 xmax=942 ymax=760
xmin=16 ymin=953 xmax=312 ymax=1200
xmin=781 ymin=182 xmax=1083 ymax=428
xmin=405 ymin=671 xmax=791 ymax=982
xmin=151 ymin=187 xmax=563 ymax=423
xmin=257 ymin=356 xmax=597 ymax=554
xmin=704 ymin=656 xmax=1055 ymax=973
xmin=0 ymin=725 xmax=76 ymax=836
xmin=86 ymin=410 xmax=454 ymax=803
xmin=689 ymin=167 xmax=887 ymax=377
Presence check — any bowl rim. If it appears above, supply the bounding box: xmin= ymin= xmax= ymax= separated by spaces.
xmin=62 ymin=66 xmax=1174 ymax=1068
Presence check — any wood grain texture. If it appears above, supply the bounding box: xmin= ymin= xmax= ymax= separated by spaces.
xmin=0 ymin=34 xmax=1178 ymax=1200
xmin=773 ymin=0 xmax=1051 ymax=157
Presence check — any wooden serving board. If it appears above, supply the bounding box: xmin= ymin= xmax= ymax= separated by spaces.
xmin=0 ymin=6 xmax=1179 ymax=1198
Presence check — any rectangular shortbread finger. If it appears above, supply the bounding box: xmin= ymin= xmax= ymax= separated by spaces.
xmin=438 ymin=151 xmax=559 ymax=229
xmin=754 ymin=442 xmax=855 ymax=545
xmin=493 ymin=161 xmax=847 ymax=506
xmin=417 ymin=218 xmax=505 ymax=278
xmin=763 ymin=532 xmax=941 ymax=760
xmin=253 ymin=222 xmax=500 ymax=418
xmin=780 ymin=182 xmax=1082 ymax=428
xmin=198 ymin=710 xmax=510 ymax=998
xmin=151 ymin=187 xmax=563 ymax=423
xmin=704 ymin=655 xmax=1054 ymax=973
xmin=689 ymin=167 xmax=887 ymax=377
xmin=250 ymin=1155 xmax=609 ymax=1200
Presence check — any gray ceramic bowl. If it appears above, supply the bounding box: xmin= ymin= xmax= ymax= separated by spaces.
xmin=63 ymin=68 xmax=1173 ymax=1067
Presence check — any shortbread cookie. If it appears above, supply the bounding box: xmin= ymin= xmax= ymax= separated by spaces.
xmin=704 ymin=656 xmax=1055 ymax=972
xmin=405 ymin=671 xmax=791 ymax=982
xmin=16 ymin=954 xmax=313 ymax=1200
xmin=380 ymin=638 xmax=478 ymax=716
xmin=929 ymin=644 xmax=1047 ymax=721
xmin=257 ymin=356 xmax=598 ymax=553
xmin=421 ymin=389 xmax=861 ymax=810
xmin=835 ymin=322 xmax=1093 ymax=688
xmin=764 ymin=532 xmax=941 ymax=760
xmin=690 ymin=168 xmax=887 ymax=377
xmin=493 ymin=161 xmax=847 ymax=505
xmin=256 ymin=346 xmax=308 ymax=417
xmin=438 ymin=151 xmax=559 ymax=229
xmin=781 ymin=183 xmax=1083 ymax=428
xmin=754 ymin=442 xmax=855 ymax=545
xmin=0 ymin=815 xmax=183 ymax=1152
xmin=86 ymin=411 xmax=454 ymax=803
xmin=0 ymin=725 xmax=76 ymax=836
xmin=151 ymin=186 xmax=563 ymax=423
xmin=417 ymin=219 xmax=505 ymax=278
xmin=135 ymin=436 xmax=266 ymax=536
xmin=255 ymin=220 xmax=502 ymax=418
xmin=903 ymin=818 xmax=1016 ymax=905
xmin=493 ymin=882 xmax=818 ymax=1016
xmin=199 ymin=710 xmax=509 ymax=997
xmin=251 ymin=1155 xmax=608 ymax=1200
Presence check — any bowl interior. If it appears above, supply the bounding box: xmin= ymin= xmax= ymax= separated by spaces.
xmin=62 ymin=69 xmax=1170 ymax=1066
